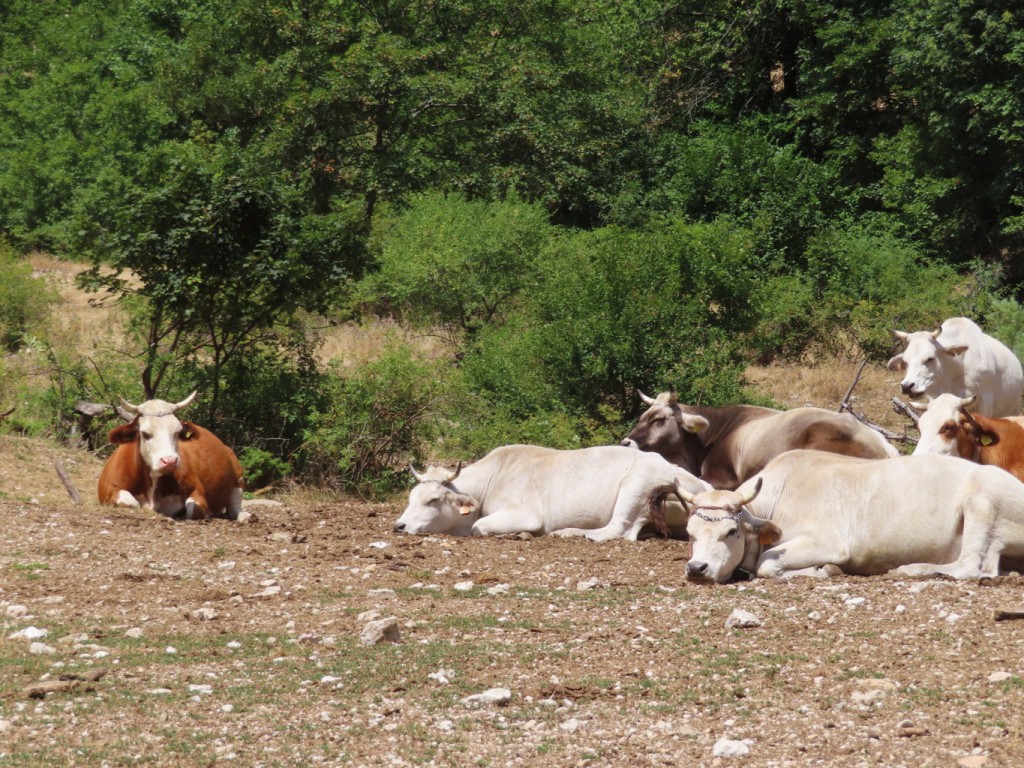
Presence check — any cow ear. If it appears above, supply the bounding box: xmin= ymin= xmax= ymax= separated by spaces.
xmin=752 ymin=520 xmax=782 ymax=546
xmin=886 ymin=354 xmax=906 ymax=371
xmin=677 ymin=413 xmax=709 ymax=434
xmin=179 ymin=421 xmax=199 ymax=440
xmin=454 ymin=493 xmax=479 ymax=516
xmin=940 ymin=343 xmax=969 ymax=358
xmin=109 ymin=424 xmax=137 ymax=444
xmin=978 ymin=429 xmax=1000 ymax=447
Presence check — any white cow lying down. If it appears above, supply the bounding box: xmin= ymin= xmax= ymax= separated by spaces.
xmin=677 ymin=449 xmax=1024 ymax=581
xmin=395 ymin=444 xmax=711 ymax=540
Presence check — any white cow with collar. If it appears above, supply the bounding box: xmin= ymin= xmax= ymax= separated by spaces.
xmin=394 ymin=444 xmax=710 ymax=540
xmin=677 ymin=449 xmax=1024 ymax=581
xmin=887 ymin=317 xmax=1023 ymax=417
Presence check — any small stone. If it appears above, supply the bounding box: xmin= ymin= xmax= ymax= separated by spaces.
xmin=360 ymin=617 xmax=401 ymax=646
xmin=188 ymin=684 xmax=213 ymax=694
xmin=368 ymin=588 xmax=396 ymax=599
xmin=453 ymin=580 xmax=474 ymax=591
xmin=988 ymin=671 xmax=1012 ymax=683
xmin=165 ymin=646 xmax=178 ymax=655
xmin=6 ymin=605 xmax=28 ymax=619
xmin=957 ymin=756 xmax=988 ymax=768
xmin=29 ymin=642 xmax=56 ymax=655
xmin=125 ymin=627 xmax=144 ymax=639
xmin=10 ymin=626 xmax=48 ymax=640
xmin=428 ymin=669 xmax=455 ymax=685
xmin=560 ymin=717 xmax=580 ymax=733
xmin=190 ymin=607 xmax=218 ymax=621
xmin=725 ymin=609 xmax=762 ymax=629
xmin=487 ymin=584 xmax=510 ymax=596
xmin=713 ymin=738 xmax=750 ymax=757
xmin=576 ymin=578 xmax=599 ymax=591
xmin=461 ymin=688 xmax=512 ymax=707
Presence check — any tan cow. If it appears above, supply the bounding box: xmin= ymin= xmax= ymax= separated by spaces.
xmin=621 ymin=390 xmax=897 ymax=489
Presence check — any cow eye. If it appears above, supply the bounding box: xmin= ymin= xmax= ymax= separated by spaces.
xmin=725 ymin=525 xmax=739 ymax=537
xmin=140 ymin=431 xmax=152 ymax=440
xmin=650 ymin=417 xmax=665 ymax=426
xmin=940 ymin=422 xmax=959 ymax=437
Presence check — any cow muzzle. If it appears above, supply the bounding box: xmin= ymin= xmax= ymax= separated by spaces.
xmin=900 ymin=382 xmax=920 ymax=396
xmin=685 ymin=559 xmax=713 ymax=582
xmin=156 ymin=455 xmax=180 ymax=473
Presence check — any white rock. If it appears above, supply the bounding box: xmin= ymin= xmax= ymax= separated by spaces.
xmin=191 ymin=607 xmax=218 ymax=621
xmin=713 ymin=738 xmax=751 ymax=757
xmin=453 ymin=580 xmax=475 ymax=592
xmin=807 ymin=611 xmax=822 ymax=621
xmin=360 ymin=617 xmax=401 ymax=646
xmin=844 ymin=596 xmax=866 ymax=607
xmin=29 ymin=642 xmax=56 ymax=655
xmin=0 ymin=719 xmax=12 ymax=733
xmin=576 ymin=578 xmax=599 ymax=591
xmin=188 ymin=684 xmax=213 ymax=694
xmin=148 ymin=688 xmax=173 ymax=695
xmin=226 ymin=641 xmax=242 ymax=650
xmin=946 ymin=613 xmax=962 ymax=624
xmin=125 ymin=627 xmax=144 ymax=639
xmin=560 ymin=717 xmax=580 ymax=733
xmin=462 ymin=688 xmax=512 ymax=707
xmin=988 ymin=671 xmax=1012 ymax=683
xmin=368 ymin=541 xmax=389 ymax=549
xmin=165 ymin=646 xmax=178 ymax=655
xmin=725 ymin=609 xmax=762 ymax=629
xmin=6 ymin=605 xmax=28 ymax=619
xmin=252 ymin=585 xmax=282 ymax=598
xmin=368 ymin=588 xmax=396 ymax=599
xmin=10 ymin=626 xmax=48 ymax=640
xmin=428 ymin=669 xmax=456 ymax=685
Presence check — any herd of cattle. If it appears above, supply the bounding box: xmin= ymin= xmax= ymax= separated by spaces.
xmin=82 ymin=316 xmax=1024 ymax=583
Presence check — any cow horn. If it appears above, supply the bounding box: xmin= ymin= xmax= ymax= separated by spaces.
xmin=958 ymin=394 xmax=977 ymax=410
xmin=958 ymin=402 xmax=983 ymax=430
xmin=117 ymin=395 xmax=141 ymax=415
xmin=739 ymin=477 xmax=763 ymax=506
xmin=172 ymin=390 xmax=198 ymax=412
xmin=445 ymin=462 xmax=463 ymax=483
xmin=638 ymin=390 xmax=657 ymax=406
xmin=892 ymin=329 xmax=909 ymax=341
xmin=672 ymin=477 xmax=699 ymax=505
xmin=930 ymin=328 xmax=942 ymax=340
xmin=409 ymin=464 xmax=429 ymax=483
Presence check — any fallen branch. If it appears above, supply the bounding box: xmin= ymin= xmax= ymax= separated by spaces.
xmin=21 ymin=669 xmax=106 ymax=699
xmin=837 ymin=361 xmax=918 ymax=445
xmin=891 ymin=397 xmax=921 ymax=425
xmin=993 ymin=609 xmax=1024 ymax=622
xmin=54 ymin=460 xmax=82 ymax=505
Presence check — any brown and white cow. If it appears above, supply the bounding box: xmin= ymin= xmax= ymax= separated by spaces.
xmin=621 ymin=390 xmax=898 ymax=489
xmin=912 ymin=393 xmax=1024 ymax=483
xmin=97 ymin=392 xmax=245 ymax=520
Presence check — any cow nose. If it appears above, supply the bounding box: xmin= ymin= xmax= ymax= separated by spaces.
xmin=685 ymin=560 xmax=708 ymax=579
xmin=620 ymin=438 xmax=637 ymax=448
xmin=159 ymin=455 xmax=179 ymax=470
xmin=900 ymin=381 xmax=914 ymax=394
xmin=393 ymin=522 xmax=405 ymax=533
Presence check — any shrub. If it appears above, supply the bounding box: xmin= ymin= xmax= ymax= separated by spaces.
xmin=301 ymin=339 xmax=452 ymax=496
xmin=0 ymin=243 xmax=57 ymax=352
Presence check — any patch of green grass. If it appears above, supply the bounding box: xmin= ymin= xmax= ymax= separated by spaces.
xmin=11 ymin=561 xmax=48 ymax=580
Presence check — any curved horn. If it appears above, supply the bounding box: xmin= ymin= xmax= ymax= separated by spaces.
xmin=409 ymin=464 xmax=429 ymax=483
xmin=892 ymin=329 xmax=909 ymax=341
xmin=739 ymin=477 xmax=763 ymax=506
xmin=930 ymin=328 xmax=942 ymax=340
xmin=638 ymin=390 xmax=657 ymax=406
xmin=117 ymin=395 xmax=141 ymax=415
xmin=672 ymin=477 xmax=699 ymax=505
xmin=172 ymin=390 xmax=198 ymax=412
xmin=445 ymin=462 xmax=463 ymax=483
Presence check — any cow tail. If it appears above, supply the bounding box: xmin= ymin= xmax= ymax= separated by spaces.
xmin=645 ymin=486 xmax=673 ymax=539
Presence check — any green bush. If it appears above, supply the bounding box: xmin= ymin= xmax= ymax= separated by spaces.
xmin=0 ymin=243 xmax=57 ymax=352
xmin=238 ymin=447 xmax=293 ymax=491
xmin=301 ymin=339 xmax=453 ymax=496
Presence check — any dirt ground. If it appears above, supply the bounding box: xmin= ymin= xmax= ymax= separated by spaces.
xmin=1 ymin=434 xmax=1023 ymax=768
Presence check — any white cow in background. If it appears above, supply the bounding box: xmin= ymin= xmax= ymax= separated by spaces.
xmin=887 ymin=317 xmax=1023 ymax=417
xmin=395 ymin=444 xmax=711 ymax=540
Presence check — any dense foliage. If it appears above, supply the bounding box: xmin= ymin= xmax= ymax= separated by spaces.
xmin=2 ymin=0 xmax=1024 ymax=492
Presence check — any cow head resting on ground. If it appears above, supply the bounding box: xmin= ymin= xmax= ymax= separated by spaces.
xmin=395 ymin=464 xmax=477 ymax=535
xmin=674 ymin=477 xmax=778 ymax=583
xmin=109 ymin=391 xmax=200 ymax=476
xmin=887 ymin=327 xmax=968 ymax=401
